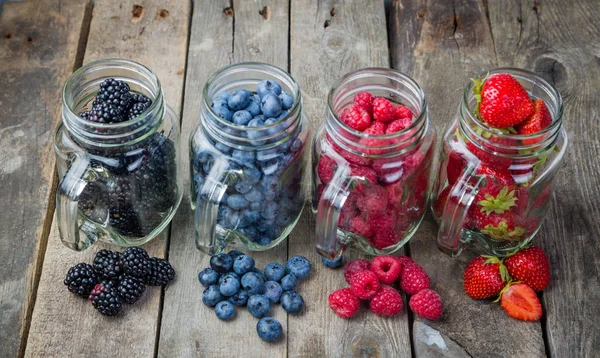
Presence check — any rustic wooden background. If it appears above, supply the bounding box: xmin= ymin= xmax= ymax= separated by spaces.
xmin=0 ymin=0 xmax=598 ymax=357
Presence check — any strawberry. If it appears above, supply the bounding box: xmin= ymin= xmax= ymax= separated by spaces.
xmin=476 ymin=164 xmax=515 ymax=187
xmin=446 ymin=151 xmax=467 ymax=185
xmin=340 ymin=105 xmax=371 ymax=131
xmin=476 ymin=73 xmax=534 ymax=128
xmin=504 ymin=246 xmax=550 ymax=291
xmin=472 ymin=210 xmax=526 ymax=242
xmin=466 ymin=141 xmax=512 ymax=169
xmin=499 ymin=283 xmax=542 ymax=321
xmin=399 ymin=261 xmax=430 ymax=295
xmin=353 ymin=91 xmax=375 ymax=113
xmin=516 ymin=99 xmax=552 ymax=141
xmin=372 ymin=98 xmax=395 ymax=123
xmin=463 ymin=256 xmax=508 ymax=299
xmin=409 ymin=289 xmax=443 ymax=320
xmin=432 ymin=186 xmax=451 ymax=219
xmin=393 ymin=105 xmax=413 ymax=120
xmin=475 ymin=185 xmax=518 ymax=216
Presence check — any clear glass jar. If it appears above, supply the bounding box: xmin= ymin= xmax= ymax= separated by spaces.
xmin=433 ymin=68 xmax=567 ymax=257
xmin=190 ymin=63 xmax=309 ymax=255
xmin=313 ymin=68 xmax=436 ymax=259
xmin=54 ymin=59 xmax=182 ymax=251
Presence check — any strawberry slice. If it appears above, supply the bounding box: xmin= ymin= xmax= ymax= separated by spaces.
xmin=499 ymin=283 xmax=542 ymax=321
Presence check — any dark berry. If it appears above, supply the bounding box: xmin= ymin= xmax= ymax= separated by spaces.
xmin=117 ymin=275 xmax=146 ymax=304
xmin=64 ymin=263 xmax=98 ymax=297
xmin=90 ymin=100 xmax=126 ymax=123
xmin=97 ymin=78 xmax=133 ymax=111
xmin=128 ymin=94 xmax=153 ymax=120
xmin=93 ymin=249 xmax=124 ymax=280
xmin=256 ymin=317 xmax=283 ymax=342
xmin=121 ymin=247 xmax=151 ymax=278
xmin=89 ymin=281 xmax=122 ymax=316
xmin=210 ymin=253 xmax=233 ymax=273
xmin=144 ymin=257 xmax=175 ymax=286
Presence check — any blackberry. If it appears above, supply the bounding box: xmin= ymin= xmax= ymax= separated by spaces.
xmin=128 ymin=94 xmax=153 ymax=120
xmin=93 ymin=249 xmax=124 ymax=280
xmin=64 ymin=263 xmax=98 ymax=297
xmin=90 ymin=100 xmax=126 ymax=123
xmin=89 ymin=281 xmax=122 ymax=316
xmin=121 ymin=247 xmax=151 ymax=278
xmin=117 ymin=275 xmax=146 ymax=304
xmin=97 ymin=78 xmax=133 ymax=111
xmin=144 ymin=257 xmax=175 ymax=286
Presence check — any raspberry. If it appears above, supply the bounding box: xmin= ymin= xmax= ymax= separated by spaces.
xmin=351 ymin=165 xmax=378 ymax=192
xmin=317 ymin=156 xmax=338 ymax=184
xmin=349 ymin=270 xmax=380 ymax=299
xmin=393 ymin=105 xmax=412 ymax=120
xmin=370 ymin=230 xmax=402 ymax=250
xmin=340 ymin=106 xmax=371 ymax=131
xmin=328 ymin=288 xmax=361 ymax=318
xmin=363 ymin=121 xmax=386 ymax=135
xmin=386 ymin=118 xmax=412 ymax=134
xmin=369 ymin=256 xmax=402 ymax=284
xmin=356 ymin=186 xmax=388 ymax=217
xmin=386 ymin=184 xmax=404 ymax=208
xmin=400 ymin=262 xmax=430 ymax=295
xmin=396 ymin=256 xmax=414 ymax=275
xmin=369 ymin=285 xmax=403 ymax=317
xmin=353 ymin=91 xmax=375 ymax=113
xmin=403 ymin=151 xmax=425 ymax=174
xmin=349 ymin=216 xmax=373 ymax=238
xmin=409 ymin=289 xmax=443 ymax=320
xmin=368 ymin=212 xmax=396 ymax=236
xmin=372 ymin=98 xmax=395 ymax=123
xmin=343 ymin=259 xmax=371 ymax=283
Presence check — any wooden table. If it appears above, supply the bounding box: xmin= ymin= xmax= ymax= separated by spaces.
xmin=1 ymin=0 xmax=598 ymax=357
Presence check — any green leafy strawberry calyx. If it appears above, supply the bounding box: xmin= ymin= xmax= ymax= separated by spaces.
xmin=478 ymin=186 xmax=518 ymax=215
xmin=481 ymin=221 xmax=527 ymax=241
xmin=482 ymin=255 xmax=510 ymax=282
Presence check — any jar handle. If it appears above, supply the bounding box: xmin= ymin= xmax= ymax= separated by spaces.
xmin=194 ymin=157 xmax=231 ymax=255
xmin=315 ymin=163 xmax=353 ymax=260
xmin=56 ymin=153 xmax=97 ymax=251
xmin=436 ymin=164 xmax=485 ymax=256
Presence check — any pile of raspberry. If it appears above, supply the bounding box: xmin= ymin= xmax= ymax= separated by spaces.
xmin=328 ymin=255 xmax=442 ymax=320
xmin=316 ymin=92 xmax=429 ymax=250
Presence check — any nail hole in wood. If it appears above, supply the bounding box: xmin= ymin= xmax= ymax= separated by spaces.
xmin=324 ymin=20 xmax=331 ymax=28
xmin=156 ymin=9 xmax=169 ymax=19
xmin=533 ymin=4 xmax=540 ymax=13
xmin=132 ymin=4 xmax=144 ymax=19
xmin=223 ymin=7 xmax=234 ymax=16
xmin=259 ymin=5 xmax=270 ymax=20
xmin=417 ymin=10 xmax=425 ymax=18
xmin=330 ymin=8 xmax=336 ymax=17
xmin=5 ymin=33 xmax=12 ymax=39
xmin=27 ymin=36 xmax=33 ymax=43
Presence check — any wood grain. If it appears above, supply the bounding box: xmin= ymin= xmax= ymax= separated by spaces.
xmin=288 ymin=1 xmax=412 ymax=357
xmin=487 ymin=1 xmax=600 ymax=357
xmin=0 ymin=1 xmax=91 ymax=357
xmin=157 ymin=1 xmax=291 ymax=357
xmin=24 ymin=0 xmax=190 ymax=357
xmin=389 ymin=0 xmax=545 ymax=356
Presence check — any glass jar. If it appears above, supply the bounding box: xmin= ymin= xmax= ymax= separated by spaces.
xmin=313 ymin=68 xmax=436 ymax=259
xmin=190 ymin=63 xmax=309 ymax=255
xmin=55 ymin=59 xmax=182 ymax=251
xmin=433 ymin=68 xmax=567 ymax=257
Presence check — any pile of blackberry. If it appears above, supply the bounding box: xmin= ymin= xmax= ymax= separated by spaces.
xmin=64 ymin=247 xmax=175 ymax=316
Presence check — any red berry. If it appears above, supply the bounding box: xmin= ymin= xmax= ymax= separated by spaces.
xmin=386 ymin=118 xmax=411 ymax=134
xmin=370 ymin=230 xmax=402 ymax=250
xmin=317 ymin=156 xmax=337 ymax=184
xmin=356 ymin=186 xmax=388 ymax=217
xmin=350 ymin=165 xmax=378 ymax=192
xmin=393 ymin=105 xmax=412 ymax=120
xmin=343 ymin=259 xmax=371 ymax=284
xmin=349 ymin=270 xmax=381 ymax=299
xmin=353 ymin=91 xmax=375 ymax=113
xmin=503 ymin=246 xmax=550 ymax=291
xmin=500 ymin=283 xmax=542 ymax=321
xmin=463 ymin=256 xmax=507 ymax=299
xmin=396 ymin=256 xmax=413 ymax=274
xmin=369 ymin=255 xmax=403 ymax=284
xmin=516 ymin=99 xmax=552 ymax=145
xmin=328 ymin=288 xmax=361 ymax=318
xmin=372 ymin=98 xmax=395 ymax=123
xmin=432 ymin=186 xmax=451 ymax=219
xmin=478 ymin=73 xmax=534 ymax=128
xmin=446 ymin=151 xmax=467 ymax=185
xmin=340 ymin=106 xmax=371 ymax=131
xmin=399 ymin=261 xmax=430 ymax=295
xmin=369 ymin=285 xmax=403 ymax=317
xmin=409 ymin=289 xmax=443 ymax=320
xmin=368 ymin=213 xmax=396 ymax=236
xmin=364 ymin=121 xmax=386 ymax=135
xmin=349 ymin=216 xmax=373 ymax=238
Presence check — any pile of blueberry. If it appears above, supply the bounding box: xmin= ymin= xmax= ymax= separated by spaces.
xmin=198 ymin=251 xmax=311 ymax=342
xmin=192 ymin=79 xmax=305 ymax=246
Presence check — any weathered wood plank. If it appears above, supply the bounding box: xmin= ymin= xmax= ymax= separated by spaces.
xmin=389 ymin=0 xmax=546 ymax=356
xmin=288 ymin=1 xmax=413 ymax=357
xmin=24 ymin=1 xmax=190 ymax=357
xmin=157 ymin=1 xmax=291 ymax=356
xmin=487 ymin=1 xmax=600 ymax=356
xmin=0 ymin=1 xmax=91 ymax=357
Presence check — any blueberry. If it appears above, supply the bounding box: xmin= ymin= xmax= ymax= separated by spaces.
xmin=211 ymin=99 xmax=233 ymax=121
xmin=218 ymin=272 xmax=240 ymax=286
xmin=215 ymin=142 xmax=230 ymax=154
xmin=247 ymin=294 xmax=271 ymax=318
xmin=239 ymin=226 xmax=260 ymax=242
xmin=234 ymin=179 xmax=254 ymax=195
xmin=233 ymin=255 xmax=255 ymax=275
xmin=280 ymin=290 xmax=304 ymax=314
xmin=228 ymin=89 xmax=252 ymax=111
xmin=263 ymin=262 xmax=285 ymax=282
xmin=217 ymin=91 xmax=233 ymax=102
xmin=247 ymin=117 xmax=267 ymax=145
xmin=261 ymin=201 xmax=279 ymax=220
xmin=256 ymin=148 xmax=280 ymax=162
xmin=210 ymin=253 xmax=233 ymax=273
xmin=202 ymin=285 xmax=224 ymax=307
xmin=257 ymin=80 xmax=282 ymax=99
xmin=241 ymin=272 xmax=265 ymax=294
xmin=227 ymin=194 xmax=249 ymax=210
xmin=256 ymin=317 xmax=283 ymax=342
xmin=215 ymin=301 xmax=236 ymax=320
xmin=243 ymin=165 xmax=262 ymax=184
xmin=258 ymin=236 xmax=273 ymax=246
xmin=265 ymin=225 xmax=282 ymax=241
xmin=285 ymin=255 xmax=311 ymax=280
xmin=232 ymin=110 xmax=253 ymax=126
xmin=279 ymin=91 xmax=294 ymax=110
xmin=217 ymin=205 xmax=230 ymax=220
xmin=219 ymin=274 xmax=241 ymax=296
xmin=261 ymin=93 xmax=283 ymax=118
xmin=276 ymin=209 xmax=293 ymax=227
xmin=280 ymin=274 xmax=297 ymax=291
xmin=263 ymin=117 xmax=282 ymax=136
xmin=244 ymin=95 xmax=262 ymax=116
xmin=198 ymin=268 xmax=220 ymax=287
xmin=261 ymin=176 xmax=279 ymax=201
xmin=232 ymin=150 xmax=255 ymax=164
xmin=240 ymin=209 xmax=260 ymax=226
xmin=245 ymin=188 xmax=264 ymax=202
xmin=228 ymin=289 xmax=249 ymax=306
xmin=222 ymin=210 xmax=240 ymax=229
xmin=228 ymin=250 xmax=245 ymax=260
xmin=321 ymin=256 xmax=343 ymax=269
xmin=264 ymin=281 xmax=283 ymax=303
xmin=193 ymin=173 xmax=205 ymax=197
xmin=202 ymin=156 xmax=215 ymax=174
xmin=260 ymin=159 xmax=280 ymax=176
xmin=193 ymin=151 xmax=211 ymax=172
xmin=250 ymin=201 xmax=263 ymax=212
xmin=290 ymin=138 xmax=302 ymax=152
xmin=256 ymin=218 xmax=275 ymax=233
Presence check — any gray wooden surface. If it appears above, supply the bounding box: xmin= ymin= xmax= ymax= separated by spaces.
xmin=1 ymin=0 xmax=598 ymax=357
